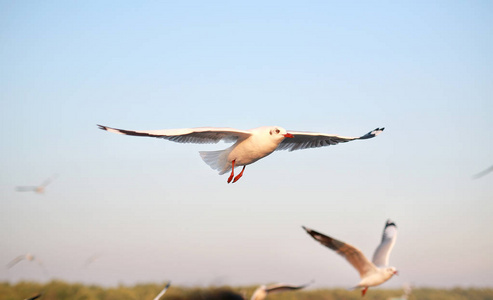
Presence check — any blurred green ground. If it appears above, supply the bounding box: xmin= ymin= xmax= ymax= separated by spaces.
xmin=1 ymin=281 xmax=492 ymax=300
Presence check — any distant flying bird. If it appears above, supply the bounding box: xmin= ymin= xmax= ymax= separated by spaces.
xmin=98 ymin=125 xmax=384 ymax=183
xmin=24 ymin=293 xmax=42 ymax=300
xmin=388 ymin=283 xmax=413 ymax=300
xmin=302 ymin=220 xmax=398 ymax=296
xmin=16 ymin=175 xmax=57 ymax=194
xmin=472 ymin=165 xmax=493 ymax=179
xmin=7 ymin=253 xmax=48 ymax=275
xmin=153 ymin=281 xmax=171 ymax=300
xmin=250 ymin=282 xmax=312 ymax=300
xmin=83 ymin=253 xmax=103 ymax=268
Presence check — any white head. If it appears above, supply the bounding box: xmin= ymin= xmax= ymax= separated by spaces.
xmin=386 ymin=266 xmax=399 ymax=278
xmin=267 ymin=126 xmax=294 ymax=140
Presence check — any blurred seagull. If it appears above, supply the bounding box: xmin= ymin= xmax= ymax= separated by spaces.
xmin=153 ymin=281 xmax=171 ymax=300
xmin=98 ymin=125 xmax=384 ymax=183
xmin=7 ymin=253 xmax=48 ymax=275
xmin=16 ymin=175 xmax=57 ymax=194
xmin=472 ymin=165 xmax=493 ymax=179
xmin=302 ymin=220 xmax=398 ymax=297
xmin=250 ymin=282 xmax=312 ymax=300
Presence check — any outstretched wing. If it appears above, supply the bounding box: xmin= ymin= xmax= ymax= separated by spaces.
xmin=153 ymin=281 xmax=171 ymax=300
xmin=473 ymin=165 xmax=493 ymax=179
xmin=7 ymin=255 xmax=27 ymax=268
xmin=302 ymin=226 xmax=376 ymax=278
xmin=265 ymin=281 xmax=312 ymax=293
xmin=25 ymin=293 xmax=43 ymax=300
xmin=16 ymin=186 xmax=37 ymax=192
xmin=98 ymin=125 xmax=251 ymax=144
xmin=277 ymin=127 xmax=384 ymax=151
xmin=372 ymin=220 xmax=397 ymax=267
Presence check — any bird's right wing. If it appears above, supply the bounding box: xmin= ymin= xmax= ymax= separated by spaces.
xmin=153 ymin=281 xmax=171 ymax=300
xmin=302 ymin=226 xmax=376 ymax=278
xmin=372 ymin=220 xmax=397 ymax=267
xmin=98 ymin=125 xmax=252 ymax=144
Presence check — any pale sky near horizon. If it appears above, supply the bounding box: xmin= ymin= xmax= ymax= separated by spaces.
xmin=1 ymin=0 xmax=492 ymax=289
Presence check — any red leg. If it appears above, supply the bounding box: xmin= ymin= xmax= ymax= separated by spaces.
xmin=227 ymin=160 xmax=236 ymax=183
xmin=361 ymin=287 xmax=368 ymax=297
xmin=232 ymin=166 xmax=246 ymax=183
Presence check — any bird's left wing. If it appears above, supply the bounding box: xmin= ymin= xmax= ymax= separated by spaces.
xmin=16 ymin=186 xmax=37 ymax=192
xmin=98 ymin=125 xmax=251 ymax=144
xmin=473 ymin=165 xmax=493 ymax=179
xmin=265 ymin=282 xmax=312 ymax=293
xmin=372 ymin=220 xmax=397 ymax=267
xmin=7 ymin=255 xmax=26 ymax=268
xmin=276 ymin=127 xmax=384 ymax=151
xmin=153 ymin=281 xmax=171 ymax=300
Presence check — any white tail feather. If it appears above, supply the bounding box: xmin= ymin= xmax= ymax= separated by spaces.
xmin=199 ymin=149 xmax=232 ymax=175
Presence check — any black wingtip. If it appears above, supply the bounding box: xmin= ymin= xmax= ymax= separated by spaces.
xmin=385 ymin=219 xmax=397 ymax=228
xmin=97 ymin=124 xmax=107 ymax=131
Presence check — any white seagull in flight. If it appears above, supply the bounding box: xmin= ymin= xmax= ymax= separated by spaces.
xmin=302 ymin=220 xmax=398 ymax=297
xmin=16 ymin=175 xmax=57 ymax=194
xmin=250 ymin=282 xmax=312 ymax=300
xmin=98 ymin=125 xmax=384 ymax=183
xmin=6 ymin=253 xmax=48 ymax=276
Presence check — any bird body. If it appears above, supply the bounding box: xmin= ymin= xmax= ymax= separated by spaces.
xmin=98 ymin=124 xmax=384 ymax=183
xmin=303 ymin=220 xmax=398 ymax=296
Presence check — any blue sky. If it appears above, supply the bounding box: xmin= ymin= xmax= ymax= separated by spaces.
xmin=1 ymin=0 xmax=492 ymax=289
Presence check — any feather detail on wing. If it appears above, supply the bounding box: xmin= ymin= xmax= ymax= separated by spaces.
xmin=277 ymin=127 xmax=384 ymax=151
xmin=97 ymin=125 xmax=251 ymax=144
xmin=302 ymin=226 xmax=376 ymax=278
xmin=372 ymin=220 xmax=397 ymax=267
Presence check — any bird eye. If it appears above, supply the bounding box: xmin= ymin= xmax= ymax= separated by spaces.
xmin=275 ymin=129 xmax=280 ymax=134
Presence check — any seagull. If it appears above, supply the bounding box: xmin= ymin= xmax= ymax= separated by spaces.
xmin=250 ymin=282 xmax=312 ymax=300
xmin=6 ymin=253 xmax=48 ymax=275
xmin=97 ymin=125 xmax=384 ymax=183
xmin=302 ymin=220 xmax=398 ymax=297
xmin=153 ymin=281 xmax=171 ymax=300
xmin=16 ymin=175 xmax=57 ymax=194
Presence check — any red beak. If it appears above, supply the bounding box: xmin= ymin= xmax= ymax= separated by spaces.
xmin=394 ymin=271 xmax=399 ymax=276
xmin=284 ymin=133 xmax=294 ymax=138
